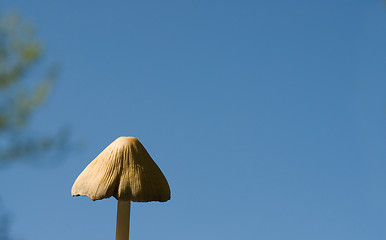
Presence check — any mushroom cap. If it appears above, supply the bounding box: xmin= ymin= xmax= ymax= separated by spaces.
xmin=71 ymin=137 xmax=171 ymax=202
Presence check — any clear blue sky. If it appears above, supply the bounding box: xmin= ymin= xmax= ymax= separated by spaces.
xmin=1 ymin=0 xmax=386 ymax=239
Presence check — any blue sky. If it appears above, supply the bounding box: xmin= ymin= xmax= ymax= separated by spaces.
xmin=1 ymin=0 xmax=386 ymax=239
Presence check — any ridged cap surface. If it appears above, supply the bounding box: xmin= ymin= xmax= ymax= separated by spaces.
xmin=71 ymin=137 xmax=170 ymax=202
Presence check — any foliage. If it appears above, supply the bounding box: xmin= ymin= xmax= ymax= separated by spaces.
xmin=0 ymin=11 xmax=70 ymax=240
xmin=0 ymin=12 xmax=67 ymax=165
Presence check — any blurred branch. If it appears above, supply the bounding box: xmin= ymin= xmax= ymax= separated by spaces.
xmin=0 ymin=10 xmax=77 ymax=240
xmin=0 ymin=12 xmax=73 ymax=165
xmin=0 ymin=127 xmax=72 ymax=167
xmin=0 ymin=199 xmax=12 ymax=240
xmin=0 ymin=12 xmax=54 ymax=131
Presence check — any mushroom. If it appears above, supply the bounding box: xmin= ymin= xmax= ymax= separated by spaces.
xmin=71 ymin=136 xmax=170 ymax=240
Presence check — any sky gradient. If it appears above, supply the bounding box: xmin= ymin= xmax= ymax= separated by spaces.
xmin=1 ymin=1 xmax=386 ymax=239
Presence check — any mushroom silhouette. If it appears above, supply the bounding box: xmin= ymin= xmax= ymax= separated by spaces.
xmin=71 ymin=136 xmax=170 ymax=240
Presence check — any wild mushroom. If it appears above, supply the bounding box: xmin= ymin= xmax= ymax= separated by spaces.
xmin=71 ymin=136 xmax=170 ymax=240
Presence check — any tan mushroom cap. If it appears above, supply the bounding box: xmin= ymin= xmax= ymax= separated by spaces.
xmin=71 ymin=137 xmax=171 ymax=202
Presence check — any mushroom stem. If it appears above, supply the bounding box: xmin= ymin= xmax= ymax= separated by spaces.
xmin=116 ymin=200 xmax=131 ymax=240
